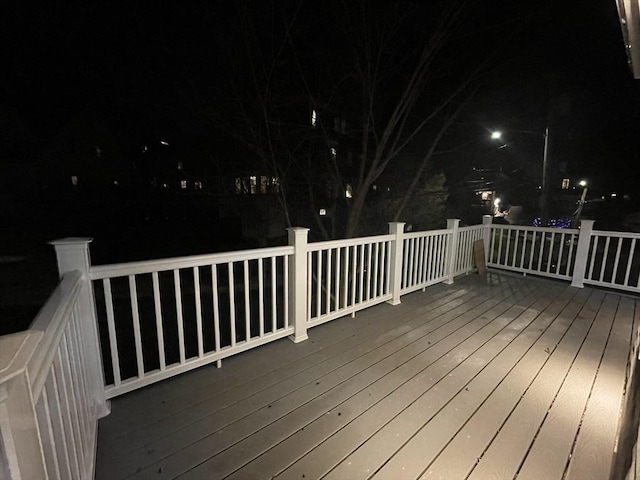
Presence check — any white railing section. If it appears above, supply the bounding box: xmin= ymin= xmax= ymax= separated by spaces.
xmin=0 ymin=243 xmax=108 ymax=480
xmin=306 ymin=234 xmax=394 ymax=327
xmin=487 ymin=224 xmax=579 ymax=281
xmin=401 ymin=229 xmax=451 ymax=294
xmin=89 ymin=246 xmax=294 ymax=398
xmin=454 ymin=224 xmax=487 ymax=276
xmin=583 ymin=229 xmax=640 ymax=293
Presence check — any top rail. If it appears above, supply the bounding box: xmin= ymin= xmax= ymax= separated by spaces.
xmin=28 ymin=270 xmax=83 ymax=398
xmin=306 ymin=234 xmax=395 ymax=252
xmin=90 ymin=245 xmax=294 ymax=279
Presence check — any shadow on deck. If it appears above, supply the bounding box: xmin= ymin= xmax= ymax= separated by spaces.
xmin=95 ymin=272 xmax=639 ymax=480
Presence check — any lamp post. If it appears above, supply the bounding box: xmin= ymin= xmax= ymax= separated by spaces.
xmin=491 ymin=127 xmax=550 ymax=222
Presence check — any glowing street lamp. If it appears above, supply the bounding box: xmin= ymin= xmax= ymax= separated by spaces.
xmin=490 ymin=127 xmax=550 ymax=220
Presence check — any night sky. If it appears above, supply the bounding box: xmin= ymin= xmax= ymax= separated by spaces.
xmin=1 ymin=0 xmax=638 ymax=193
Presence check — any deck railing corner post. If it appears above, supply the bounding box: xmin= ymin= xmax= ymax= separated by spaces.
xmin=387 ymin=222 xmax=405 ymax=305
xmin=445 ymin=219 xmax=461 ymax=284
xmin=287 ymin=227 xmax=310 ymax=343
xmin=570 ymin=219 xmax=595 ymax=288
xmin=49 ymin=237 xmax=110 ymax=417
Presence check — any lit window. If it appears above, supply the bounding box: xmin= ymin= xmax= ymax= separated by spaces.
xmin=561 ymin=178 xmax=570 ymax=189
xmin=481 ymin=191 xmax=491 ymax=201
xmin=71 ymin=175 xmax=78 ymax=187
xmin=235 ymin=178 xmax=242 ymax=194
xmin=250 ymin=175 xmax=257 ymax=194
xmin=260 ymin=176 xmax=268 ymax=194
xmin=330 ymin=147 xmax=337 ymax=157
xmin=311 ymin=109 xmax=317 ymax=127
xmin=181 ymin=180 xmax=187 ymax=189
xmin=319 ymin=209 xmax=327 ymax=216
xmin=195 ymin=181 xmax=203 ymax=190
xmin=345 ymin=184 xmax=353 ymax=198
xmin=177 ymin=161 xmax=183 ymax=171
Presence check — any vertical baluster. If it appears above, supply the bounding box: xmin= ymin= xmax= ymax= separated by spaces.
xmin=599 ymin=237 xmax=611 ymax=282
xmin=556 ymin=233 xmax=566 ymax=275
xmin=193 ymin=267 xmax=204 ymax=357
xmin=546 ymin=232 xmax=556 ymax=273
xmin=211 ymin=265 xmax=221 ymax=357
xmin=366 ymin=243 xmax=373 ymax=300
xmin=38 ymin=386 xmax=62 ymax=479
xmin=624 ymin=239 xmax=636 ymax=287
xmin=623 ymin=238 xmax=637 ymax=287
xmin=228 ymin=262 xmax=236 ymax=347
xmin=402 ymin=238 xmax=409 ymax=289
xmin=61 ymin=336 xmax=85 ymax=475
xmin=128 ymin=275 xmax=145 ymax=377
xmin=343 ymin=246 xmax=350 ymax=309
xmin=335 ymin=247 xmax=341 ymax=311
xmin=611 ymin=238 xmax=623 ymax=284
xmin=326 ymin=248 xmax=333 ymax=314
xmin=426 ymin=236 xmax=433 ymax=282
xmin=49 ymin=369 xmax=72 ymax=479
xmin=382 ymin=241 xmax=389 ymax=294
xmin=417 ymin=237 xmax=425 ymax=286
xmin=258 ymin=258 xmax=265 ymax=337
xmin=66 ymin=319 xmax=89 ymax=453
xmin=307 ymin=252 xmax=312 ymax=321
xmin=316 ymin=250 xmax=322 ymax=317
xmin=358 ymin=244 xmax=365 ymax=303
xmin=272 ymin=256 xmax=278 ymax=332
xmin=351 ymin=245 xmax=358 ymax=307
xmin=440 ymin=234 xmax=447 ymax=278
xmin=102 ymin=278 xmax=121 ymax=386
xmin=372 ymin=242 xmax=380 ymax=297
xmin=520 ymin=230 xmax=528 ymax=270
xmin=568 ymin=233 xmax=577 ymax=276
xmin=512 ymin=229 xmax=520 ymax=268
xmin=173 ymin=269 xmax=186 ymax=363
xmin=243 ymin=260 xmax=251 ymax=341
xmin=284 ymin=255 xmax=289 ymax=327
xmin=537 ymin=232 xmax=545 ymax=271
xmin=407 ymin=238 xmax=415 ymax=289
xmin=497 ymin=228 xmax=504 ymax=265
xmin=151 ymin=272 xmax=166 ymax=371
xmin=54 ymin=353 xmax=81 ymax=478
xmin=504 ymin=229 xmax=512 ymax=266
xmin=587 ymin=236 xmax=599 ymax=281
xmin=528 ymin=231 xmax=537 ymax=270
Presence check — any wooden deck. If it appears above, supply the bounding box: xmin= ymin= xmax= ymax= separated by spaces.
xmin=95 ymin=272 xmax=639 ymax=480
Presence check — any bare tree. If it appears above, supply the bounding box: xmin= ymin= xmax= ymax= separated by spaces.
xmin=191 ymin=0 xmax=485 ymax=239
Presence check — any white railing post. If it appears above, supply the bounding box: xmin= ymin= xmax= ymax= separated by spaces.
xmin=387 ymin=222 xmax=405 ymax=305
xmin=571 ymin=219 xmax=595 ymax=288
xmin=482 ymin=215 xmax=493 ymax=263
xmin=0 ymin=332 xmax=47 ymax=480
xmin=49 ymin=238 xmax=110 ymax=417
xmin=287 ymin=228 xmax=310 ymax=343
xmin=445 ymin=219 xmax=461 ymax=284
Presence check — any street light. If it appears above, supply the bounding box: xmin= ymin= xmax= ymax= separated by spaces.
xmin=490 ymin=127 xmax=550 ymax=221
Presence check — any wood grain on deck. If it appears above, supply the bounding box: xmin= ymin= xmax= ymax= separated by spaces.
xmin=95 ymin=273 xmax=638 ymax=480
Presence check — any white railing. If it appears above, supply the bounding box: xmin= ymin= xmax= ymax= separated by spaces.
xmin=307 ymin=234 xmax=394 ymax=327
xmin=401 ymin=229 xmax=451 ymax=294
xmin=487 ymin=224 xmax=580 ymax=281
xmin=4 ymin=216 xmax=640 ymax=478
xmin=89 ymin=245 xmax=294 ymax=398
xmin=581 ymin=227 xmax=640 ymax=293
xmin=0 ymin=239 xmax=109 ymax=480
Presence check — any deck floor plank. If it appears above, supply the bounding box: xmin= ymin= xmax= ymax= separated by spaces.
xmin=565 ymin=295 xmax=636 ymax=480
xmin=466 ymin=288 xmax=606 ymax=480
xmin=227 ymin=283 xmax=561 ymax=480
xmin=515 ymin=292 xmax=619 ymax=479
xmin=92 ymin=273 xmax=638 ymax=480
xmin=131 ymin=280 xmax=533 ymax=479
xmin=275 ymin=282 xmax=567 ymax=480
xmin=103 ymin=283 xmax=525 ymax=478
